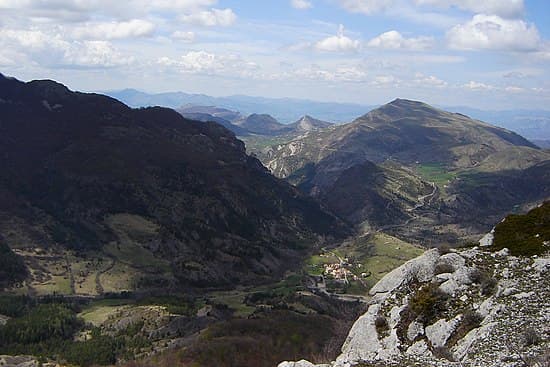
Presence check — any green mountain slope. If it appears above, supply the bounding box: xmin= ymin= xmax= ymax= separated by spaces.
xmin=259 ymin=99 xmax=550 ymax=243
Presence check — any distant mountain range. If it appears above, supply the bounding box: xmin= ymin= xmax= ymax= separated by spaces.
xmin=106 ymin=88 xmax=370 ymax=124
xmin=178 ymin=105 xmax=333 ymax=137
xmin=443 ymin=106 xmax=550 ymax=141
xmin=106 ymin=89 xmax=550 ymax=141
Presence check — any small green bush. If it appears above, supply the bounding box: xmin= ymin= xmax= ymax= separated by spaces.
xmin=374 ymin=315 xmax=389 ymax=335
xmin=469 ymin=269 xmax=498 ymax=296
xmin=408 ymin=283 xmax=448 ymax=324
xmin=522 ymin=327 xmax=541 ymax=347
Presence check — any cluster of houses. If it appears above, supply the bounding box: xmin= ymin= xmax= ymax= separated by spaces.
xmin=323 ymin=258 xmax=369 ymax=283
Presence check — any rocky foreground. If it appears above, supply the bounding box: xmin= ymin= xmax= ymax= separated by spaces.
xmin=280 ymin=244 xmax=549 ymax=367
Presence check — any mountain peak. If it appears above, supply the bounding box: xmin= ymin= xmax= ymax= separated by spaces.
xmin=385 ymin=98 xmax=437 ymax=111
xmin=290 ymin=115 xmax=332 ymax=132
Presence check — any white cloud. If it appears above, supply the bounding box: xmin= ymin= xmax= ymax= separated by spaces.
xmin=171 ymin=30 xmax=195 ymax=42
xmin=0 ymin=28 xmax=132 ymax=67
xmin=157 ymin=51 xmax=257 ymax=75
xmin=463 ymin=81 xmax=495 ymax=91
xmin=72 ymin=19 xmax=155 ymax=40
xmin=413 ymin=72 xmax=447 ymax=87
xmin=447 ymin=14 xmax=540 ymax=51
xmin=337 ymin=0 xmax=394 ymax=15
xmin=64 ymin=40 xmax=134 ymax=67
xmin=504 ymin=85 xmax=524 ymax=93
xmin=292 ymin=65 xmax=368 ymax=82
xmin=315 ymin=24 xmax=360 ymax=52
xmin=181 ymin=8 xmax=236 ymax=27
xmin=291 ymin=0 xmax=312 ymax=9
xmin=371 ymin=74 xmax=400 ymax=87
xmin=0 ymin=0 xmax=224 ymax=27
xmin=414 ymin=0 xmax=524 ymax=18
xmin=367 ymin=30 xmax=433 ymax=50
xmin=533 ymin=43 xmax=550 ymax=61
xmin=0 ymin=51 xmax=16 ymax=66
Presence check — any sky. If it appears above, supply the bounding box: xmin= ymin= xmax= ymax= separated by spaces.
xmin=1 ymin=0 xmax=549 ymax=110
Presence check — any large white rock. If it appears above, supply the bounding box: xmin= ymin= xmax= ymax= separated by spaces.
xmin=335 ymin=304 xmax=382 ymax=366
xmin=407 ymin=321 xmax=424 ymax=341
xmin=0 ymin=356 xmax=40 ymax=367
xmin=479 ymin=229 xmax=494 ymax=247
xmin=452 ymin=322 xmax=496 ymax=361
xmin=425 ymin=315 xmax=462 ymax=348
xmin=406 ymin=340 xmax=430 ymax=356
xmin=533 ymin=257 xmax=550 ymax=273
xmin=278 ymin=360 xmax=326 ymax=367
xmin=378 ymin=328 xmax=401 ymax=360
xmin=439 ymin=278 xmax=461 ymax=295
xmin=369 ymin=249 xmax=440 ymax=297
xmin=438 ymin=253 xmax=466 ymax=269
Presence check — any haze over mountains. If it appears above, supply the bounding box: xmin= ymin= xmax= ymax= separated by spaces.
xmin=107 ymin=88 xmax=370 ymax=124
xmin=107 ymin=89 xmax=550 ymax=145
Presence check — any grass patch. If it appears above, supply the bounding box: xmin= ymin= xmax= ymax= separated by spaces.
xmin=208 ymin=290 xmax=256 ymax=318
xmin=416 ymin=162 xmax=457 ymax=189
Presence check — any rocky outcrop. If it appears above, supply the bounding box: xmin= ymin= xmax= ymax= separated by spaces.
xmin=279 ymin=245 xmax=550 ymax=367
xmin=0 ymin=356 xmax=64 ymax=367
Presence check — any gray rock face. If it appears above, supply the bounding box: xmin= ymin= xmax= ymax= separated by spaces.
xmin=369 ymin=248 xmax=440 ymax=298
xmin=425 ymin=316 xmax=461 ymax=348
xmin=0 ymin=356 xmax=40 ymax=367
xmin=280 ymin=236 xmax=550 ymax=367
xmin=479 ymin=229 xmax=495 ymax=247
xmin=407 ymin=321 xmax=424 ymax=341
xmin=0 ymin=314 xmax=9 ymax=326
xmin=336 ymin=304 xmax=382 ymax=364
xmin=278 ymin=360 xmax=328 ymax=367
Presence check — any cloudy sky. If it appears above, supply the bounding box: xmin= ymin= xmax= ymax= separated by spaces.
xmin=1 ymin=0 xmax=549 ymax=109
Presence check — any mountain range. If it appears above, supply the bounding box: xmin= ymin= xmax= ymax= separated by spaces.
xmin=258 ymin=99 xmax=550 ymax=243
xmin=0 ymin=74 xmax=347 ymax=292
xmin=178 ymin=105 xmax=333 ymax=137
xmin=1 ymin=74 xmax=549 ymax=367
xmin=107 ymin=88 xmax=370 ymax=124
xmin=106 ymin=89 xmax=550 ymax=143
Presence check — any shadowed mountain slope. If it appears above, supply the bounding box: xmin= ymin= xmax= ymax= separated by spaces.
xmin=0 ymin=74 xmax=348 ymax=290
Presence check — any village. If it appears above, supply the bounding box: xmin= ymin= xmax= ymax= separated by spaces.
xmin=320 ymin=252 xmax=370 ymax=285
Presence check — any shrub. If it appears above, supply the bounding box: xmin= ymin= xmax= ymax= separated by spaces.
xmin=462 ymin=310 xmax=483 ymax=329
xmin=374 ymin=315 xmax=389 ymax=335
xmin=480 ymin=277 xmax=498 ymax=296
xmin=522 ymin=327 xmax=541 ymax=347
xmin=432 ymin=346 xmax=455 ymax=361
xmin=469 ymin=269 xmax=498 ymax=296
xmin=408 ymin=283 xmax=448 ymax=324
